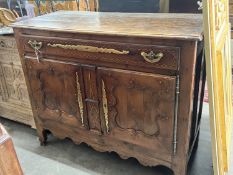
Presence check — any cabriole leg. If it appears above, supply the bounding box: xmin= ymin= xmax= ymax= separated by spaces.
xmin=38 ymin=129 xmax=48 ymax=146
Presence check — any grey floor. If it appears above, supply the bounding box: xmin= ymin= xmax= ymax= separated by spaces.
xmin=0 ymin=103 xmax=232 ymax=175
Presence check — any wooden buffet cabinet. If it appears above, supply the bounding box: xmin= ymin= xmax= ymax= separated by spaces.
xmin=0 ymin=35 xmax=34 ymax=127
xmin=12 ymin=12 xmax=205 ymax=175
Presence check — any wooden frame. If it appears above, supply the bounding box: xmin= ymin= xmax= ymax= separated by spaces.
xmin=203 ymin=0 xmax=233 ymax=174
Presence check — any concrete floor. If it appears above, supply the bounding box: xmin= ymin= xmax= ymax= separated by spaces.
xmin=0 ymin=103 xmax=232 ymax=175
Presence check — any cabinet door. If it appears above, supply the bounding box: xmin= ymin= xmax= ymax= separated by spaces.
xmin=25 ymin=58 xmax=88 ymax=129
xmin=98 ymin=67 xmax=176 ymax=157
xmin=0 ymin=62 xmax=30 ymax=105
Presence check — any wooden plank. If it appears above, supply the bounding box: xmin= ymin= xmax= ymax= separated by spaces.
xmin=203 ymin=0 xmax=233 ymax=174
xmin=11 ymin=11 xmax=203 ymax=41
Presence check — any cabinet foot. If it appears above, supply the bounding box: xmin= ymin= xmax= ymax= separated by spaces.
xmin=38 ymin=129 xmax=49 ymax=146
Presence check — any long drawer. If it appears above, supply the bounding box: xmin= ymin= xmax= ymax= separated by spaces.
xmin=20 ymin=35 xmax=180 ymax=72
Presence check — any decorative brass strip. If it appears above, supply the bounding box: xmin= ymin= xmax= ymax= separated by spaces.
xmin=76 ymin=72 xmax=84 ymax=126
xmin=102 ymin=80 xmax=109 ymax=133
xmin=141 ymin=51 xmax=164 ymax=63
xmin=47 ymin=43 xmax=129 ymax=55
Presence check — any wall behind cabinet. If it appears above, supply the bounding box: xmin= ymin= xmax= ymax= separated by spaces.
xmin=98 ymin=0 xmax=160 ymax=13
xmin=169 ymin=0 xmax=200 ymax=13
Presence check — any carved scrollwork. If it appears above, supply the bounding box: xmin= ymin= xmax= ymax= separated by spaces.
xmin=215 ymin=0 xmax=227 ymax=30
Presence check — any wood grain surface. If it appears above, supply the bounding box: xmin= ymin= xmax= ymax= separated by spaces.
xmin=11 ymin=11 xmax=203 ymax=41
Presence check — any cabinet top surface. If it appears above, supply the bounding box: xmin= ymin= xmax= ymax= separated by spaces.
xmin=12 ymin=11 xmax=203 ymax=41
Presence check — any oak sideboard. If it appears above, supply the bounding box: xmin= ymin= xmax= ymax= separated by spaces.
xmin=0 ymin=35 xmax=34 ymax=127
xmin=12 ymin=11 xmax=205 ymax=175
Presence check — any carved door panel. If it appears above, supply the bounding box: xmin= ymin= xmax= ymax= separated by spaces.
xmin=98 ymin=67 xmax=176 ymax=155
xmin=0 ymin=48 xmax=30 ymax=105
xmin=0 ymin=63 xmax=28 ymax=105
xmin=12 ymin=66 xmax=31 ymax=105
xmin=0 ymin=63 xmax=15 ymax=102
xmin=25 ymin=58 xmax=89 ymax=129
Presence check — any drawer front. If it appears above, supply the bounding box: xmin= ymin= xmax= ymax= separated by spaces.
xmin=21 ymin=35 xmax=180 ymax=71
